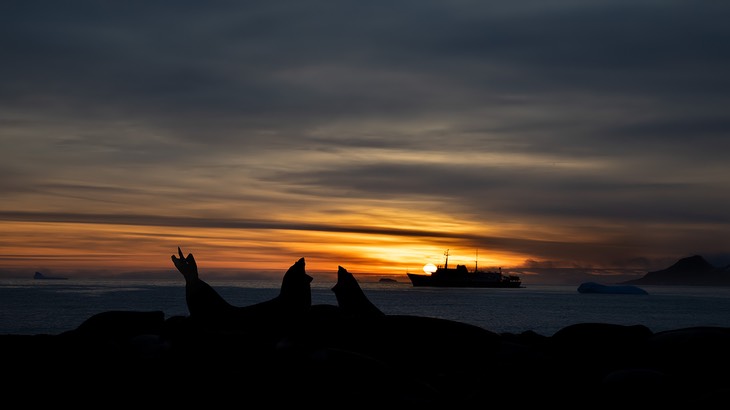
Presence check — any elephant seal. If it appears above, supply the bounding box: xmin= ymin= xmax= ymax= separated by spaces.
xmin=171 ymin=247 xmax=312 ymax=334
xmin=331 ymin=265 xmax=384 ymax=318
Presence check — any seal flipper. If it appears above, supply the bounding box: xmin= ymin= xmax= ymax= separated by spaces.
xmin=172 ymin=247 xmax=199 ymax=282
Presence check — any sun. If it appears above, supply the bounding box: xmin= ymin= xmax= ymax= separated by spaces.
xmin=423 ymin=263 xmax=437 ymax=274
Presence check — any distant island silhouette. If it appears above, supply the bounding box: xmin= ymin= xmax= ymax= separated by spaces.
xmin=620 ymin=255 xmax=730 ymax=286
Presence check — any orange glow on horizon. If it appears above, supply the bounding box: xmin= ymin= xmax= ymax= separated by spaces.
xmin=0 ymin=220 xmax=530 ymax=279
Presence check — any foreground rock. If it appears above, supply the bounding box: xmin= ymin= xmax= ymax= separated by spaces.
xmin=2 ymin=311 xmax=729 ymax=407
xmin=5 ymin=251 xmax=728 ymax=406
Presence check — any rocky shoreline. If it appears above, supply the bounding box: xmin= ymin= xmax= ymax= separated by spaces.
xmin=3 ymin=309 xmax=728 ymax=407
xmin=5 ymin=253 xmax=729 ymax=406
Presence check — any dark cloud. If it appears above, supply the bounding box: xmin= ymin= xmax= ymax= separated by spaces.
xmin=269 ymin=161 xmax=730 ymax=224
xmin=1 ymin=1 xmax=729 ymax=272
xmin=0 ymin=209 xmax=494 ymax=240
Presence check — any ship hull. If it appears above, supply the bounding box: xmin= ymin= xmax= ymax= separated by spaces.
xmin=407 ymin=273 xmax=522 ymax=288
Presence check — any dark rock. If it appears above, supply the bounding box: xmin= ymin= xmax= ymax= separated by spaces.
xmin=64 ymin=309 xmax=165 ymax=338
xmin=3 ymin=315 xmax=730 ymax=406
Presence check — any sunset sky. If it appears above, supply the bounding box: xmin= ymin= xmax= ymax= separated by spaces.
xmin=2 ymin=1 xmax=729 ymax=283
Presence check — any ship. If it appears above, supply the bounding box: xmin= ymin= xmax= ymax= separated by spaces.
xmin=407 ymin=250 xmax=522 ymax=288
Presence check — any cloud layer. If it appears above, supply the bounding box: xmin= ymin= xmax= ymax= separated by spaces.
xmin=2 ymin=1 xmax=729 ymax=280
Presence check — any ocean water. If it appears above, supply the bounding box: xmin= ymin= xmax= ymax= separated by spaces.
xmin=2 ymin=278 xmax=730 ymax=336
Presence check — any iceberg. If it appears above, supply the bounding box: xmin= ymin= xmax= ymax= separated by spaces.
xmin=577 ymin=282 xmax=648 ymax=295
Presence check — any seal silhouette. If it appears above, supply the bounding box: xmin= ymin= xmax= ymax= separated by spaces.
xmin=331 ymin=265 xmax=384 ymax=318
xmin=171 ymin=247 xmax=312 ymax=334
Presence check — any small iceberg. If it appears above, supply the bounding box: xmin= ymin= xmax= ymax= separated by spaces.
xmin=577 ymin=282 xmax=648 ymax=295
xmin=34 ymin=271 xmax=68 ymax=280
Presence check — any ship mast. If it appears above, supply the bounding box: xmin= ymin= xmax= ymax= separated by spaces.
xmin=444 ymin=249 xmax=449 ymax=269
xmin=475 ymin=249 xmax=478 ymax=272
